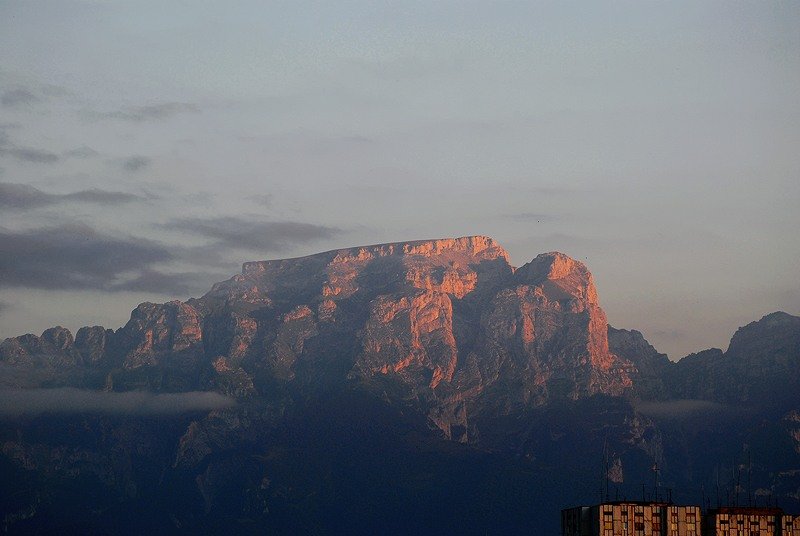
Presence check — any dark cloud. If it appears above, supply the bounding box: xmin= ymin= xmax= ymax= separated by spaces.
xmin=110 ymin=269 xmax=228 ymax=295
xmin=0 ymin=223 xmax=172 ymax=290
xmin=0 ymin=301 xmax=7 ymax=316
xmin=160 ymin=216 xmax=342 ymax=252
xmin=64 ymin=145 xmax=99 ymax=158
xmin=86 ymin=102 xmax=200 ymax=122
xmin=0 ymin=145 xmax=60 ymax=163
xmin=1 ymin=88 xmax=40 ymax=108
xmin=0 ymin=182 xmax=145 ymax=209
xmin=64 ymin=188 xmax=142 ymax=205
xmin=0 ymin=223 xmax=226 ymax=294
xmin=1 ymin=83 xmax=69 ymax=109
xmin=121 ymin=155 xmax=150 ymax=172
xmin=0 ymin=124 xmax=60 ymax=163
xmin=0 ymin=388 xmax=234 ymax=416
xmin=0 ymin=182 xmax=53 ymax=208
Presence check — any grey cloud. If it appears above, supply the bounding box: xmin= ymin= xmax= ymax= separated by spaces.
xmin=0 ymin=388 xmax=234 ymax=416
xmin=160 ymin=216 xmax=342 ymax=252
xmin=0 ymin=182 xmax=145 ymax=209
xmin=0 ymin=145 xmax=60 ymax=164
xmin=0 ymin=125 xmax=60 ymax=164
xmin=0 ymin=223 xmax=173 ymax=290
xmin=121 ymin=155 xmax=150 ymax=171
xmin=0 ymin=301 xmax=7 ymax=316
xmin=64 ymin=188 xmax=143 ymax=205
xmin=1 ymin=88 xmax=40 ymax=108
xmin=64 ymin=145 xmax=99 ymax=158
xmin=110 ymin=269 xmax=228 ymax=295
xmin=0 ymin=182 xmax=53 ymax=208
xmin=0 ymin=223 xmax=229 ymax=294
xmin=86 ymin=102 xmax=200 ymax=122
xmin=635 ymin=399 xmax=734 ymax=419
xmin=1 ymin=83 xmax=70 ymax=109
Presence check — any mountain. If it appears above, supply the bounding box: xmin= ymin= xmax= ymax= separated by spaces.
xmin=1 ymin=236 xmax=798 ymax=534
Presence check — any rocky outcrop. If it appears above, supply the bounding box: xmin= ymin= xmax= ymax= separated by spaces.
xmin=1 ymin=236 xmax=799 ymax=534
xmin=0 ymin=327 xmax=82 ymax=367
xmin=669 ymin=312 xmax=800 ymax=406
xmin=0 ymin=237 xmax=637 ymax=437
xmin=74 ymin=326 xmax=115 ymax=365
xmin=608 ymin=326 xmax=671 ymax=399
xmin=118 ymin=301 xmax=204 ymax=370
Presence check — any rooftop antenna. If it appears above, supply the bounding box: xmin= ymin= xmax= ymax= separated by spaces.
xmin=652 ymin=463 xmax=660 ymax=502
xmin=716 ymin=466 xmax=721 ymax=508
xmin=747 ymin=451 xmax=752 ymax=507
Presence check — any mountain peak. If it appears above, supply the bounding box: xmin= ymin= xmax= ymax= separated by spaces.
xmin=241 ymin=235 xmax=510 ymax=276
xmin=515 ymin=251 xmax=598 ymax=304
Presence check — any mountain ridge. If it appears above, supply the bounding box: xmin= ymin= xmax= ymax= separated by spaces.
xmin=1 ymin=236 xmax=799 ymax=533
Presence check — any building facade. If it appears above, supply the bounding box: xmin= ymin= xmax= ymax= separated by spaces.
xmin=563 ymin=504 xmax=800 ymax=536
xmin=562 ymin=502 xmax=701 ymax=536
xmin=703 ymin=507 xmax=800 ymax=536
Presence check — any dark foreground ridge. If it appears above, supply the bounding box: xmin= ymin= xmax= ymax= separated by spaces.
xmin=1 ymin=236 xmax=799 ymax=534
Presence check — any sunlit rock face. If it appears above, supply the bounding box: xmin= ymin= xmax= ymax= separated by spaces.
xmin=1 ymin=236 xmax=636 ymax=443
xmin=2 ymin=237 xmax=800 ymax=534
xmin=666 ymin=311 xmax=800 ymax=405
xmin=192 ymin=237 xmax=634 ymax=429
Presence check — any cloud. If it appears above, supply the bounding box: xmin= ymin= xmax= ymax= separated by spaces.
xmin=0 ymin=223 xmax=173 ymax=290
xmin=85 ymin=102 xmax=200 ymax=122
xmin=120 ymin=155 xmax=150 ymax=171
xmin=0 ymin=182 xmax=145 ymax=209
xmin=64 ymin=145 xmax=99 ymax=158
xmin=110 ymin=269 xmax=228 ymax=294
xmin=0 ymin=301 xmax=7 ymax=316
xmin=0 ymin=183 xmax=53 ymax=208
xmin=0 ymin=124 xmax=60 ymax=164
xmin=160 ymin=216 xmax=342 ymax=252
xmin=1 ymin=88 xmax=40 ymax=108
xmin=0 ymin=388 xmax=234 ymax=416
xmin=0 ymin=145 xmax=60 ymax=163
xmin=634 ymin=399 xmax=733 ymax=419
xmin=0 ymin=223 xmax=227 ymax=294
xmin=0 ymin=83 xmax=69 ymax=109
xmin=64 ymin=188 xmax=143 ymax=205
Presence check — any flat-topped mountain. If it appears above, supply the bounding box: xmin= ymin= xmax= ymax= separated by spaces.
xmin=1 ymin=236 xmax=636 ymax=440
xmin=1 ymin=236 xmax=798 ymax=534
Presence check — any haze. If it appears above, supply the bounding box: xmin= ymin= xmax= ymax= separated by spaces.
xmin=1 ymin=1 xmax=798 ymax=360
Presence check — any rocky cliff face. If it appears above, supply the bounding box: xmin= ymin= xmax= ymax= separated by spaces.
xmin=2 ymin=236 xmax=799 ymax=534
xmin=0 ymin=236 xmax=635 ymax=440
xmin=664 ymin=311 xmax=800 ymax=406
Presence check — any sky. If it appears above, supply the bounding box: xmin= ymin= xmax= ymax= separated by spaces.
xmin=0 ymin=0 xmax=798 ymax=360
